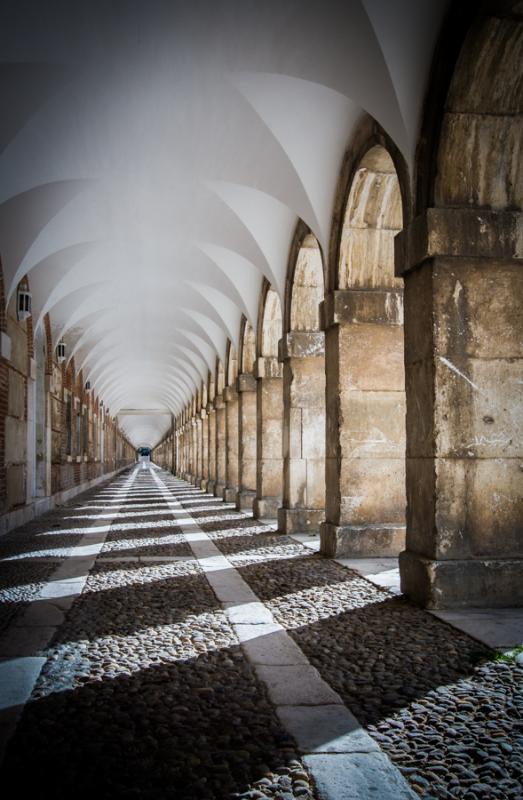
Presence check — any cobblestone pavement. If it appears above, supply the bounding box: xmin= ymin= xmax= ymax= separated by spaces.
xmin=0 ymin=471 xmax=317 ymax=799
xmin=176 ymin=492 xmax=523 ymax=800
xmin=2 ymin=472 xmax=522 ymax=799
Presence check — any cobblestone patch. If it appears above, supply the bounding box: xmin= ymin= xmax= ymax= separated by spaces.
xmin=0 ymin=560 xmax=61 ymax=635
xmin=216 ymin=541 xmax=522 ymax=800
xmin=102 ymin=526 xmax=192 ymax=557
xmin=2 ymin=508 xmax=316 ymax=798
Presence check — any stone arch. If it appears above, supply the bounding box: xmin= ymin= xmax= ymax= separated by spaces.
xmin=398 ymin=3 xmax=523 ymax=608
xmin=254 ymin=282 xmax=284 ymax=520
xmin=279 ymin=226 xmax=326 ymax=534
xmin=322 ymin=139 xmax=406 ymax=558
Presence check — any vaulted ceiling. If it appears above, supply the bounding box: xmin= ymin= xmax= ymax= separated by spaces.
xmin=0 ymin=0 xmax=449 ymax=448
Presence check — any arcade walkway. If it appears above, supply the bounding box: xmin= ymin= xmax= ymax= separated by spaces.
xmin=0 ymin=465 xmax=521 ymax=799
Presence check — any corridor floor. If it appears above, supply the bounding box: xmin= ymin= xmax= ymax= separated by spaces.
xmin=0 ymin=465 xmax=521 ymax=799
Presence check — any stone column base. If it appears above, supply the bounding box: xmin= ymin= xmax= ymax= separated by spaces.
xmin=236 ymin=489 xmax=256 ymax=511
xmin=278 ymin=506 xmax=325 ymax=534
xmin=214 ymin=481 xmax=226 ymax=498
xmin=223 ymin=486 xmax=238 ymax=503
xmin=400 ymin=550 xmax=523 ymax=609
xmin=253 ymin=496 xmax=281 ymax=521
xmin=320 ymin=522 xmax=405 ymax=558
xmin=200 ymin=479 xmax=208 ymax=491
xmin=206 ymin=480 xmax=216 ymax=495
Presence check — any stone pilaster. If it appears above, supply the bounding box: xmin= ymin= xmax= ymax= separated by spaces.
xmin=320 ymin=288 xmax=406 ymax=557
xmin=236 ymin=372 xmax=257 ymax=510
xmin=278 ymin=332 xmax=326 ymax=534
xmin=214 ymin=395 xmax=226 ymax=497
xmin=223 ymin=385 xmax=239 ymax=503
xmin=253 ymin=356 xmax=283 ymax=520
xmin=396 ymin=207 xmax=523 ymax=607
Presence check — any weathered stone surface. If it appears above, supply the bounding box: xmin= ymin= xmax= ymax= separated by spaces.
xmin=6 ymin=464 xmax=25 ymax=508
xmin=400 ymin=549 xmax=523 ymax=608
xmin=339 ymin=391 xmax=405 ymax=459
xmin=397 ymin=209 xmax=523 ymax=275
xmin=279 ymin=332 xmax=325 ymax=360
xmin=5 ymin=417 xmax=26 ymax=463
xmin=303 ymin=753 xmax=417 ymax=800
xmin=7 ymin=370 xmax=24 ymax=419
xmin=323 ymin=289 xmax=403 ymax=327
xmin=6 ymin=318 xmax=27 ymax=375
xmin=321 ymin=522 xmax=405 ymax=558
xmin=338 ymin=458 xmax=405 ymax=526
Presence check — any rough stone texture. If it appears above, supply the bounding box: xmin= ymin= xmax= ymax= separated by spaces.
xmin=224 ymin=388 xmax=239 ymax=503
xmin=280 ymin=350 xmax=325 ymax=535
xmin=322 ymin=297 xmax=406 ymax=558
xmin=7 ymin=369 xmax=24 ymax=419
xmin=237 ymin=376 xmax=257 ymax=511
xmin=401 ymin=254 xmax=523 ymax=607
xmin=255 ymin=365 xmax=283 ymax=521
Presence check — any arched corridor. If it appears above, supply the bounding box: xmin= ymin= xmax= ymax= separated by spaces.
xmin=0 ymin=1 xmax=522 ymax=797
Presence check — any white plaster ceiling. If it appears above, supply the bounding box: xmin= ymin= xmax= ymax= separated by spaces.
xmin=0 ymin=0 xmax=449 ymax=447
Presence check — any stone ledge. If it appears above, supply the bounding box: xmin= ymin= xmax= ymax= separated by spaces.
xmin=396 ymin=206 xmax=523 ymax=275
xmin=237 ymin=372 xmax=256 ymax=392
xmin=278 ymin=331 xmax=325 ymax=360
xmin=322 ymin=290 xmax=403 ymax=328
xmin=254 ymin=356 xmax=282 ymax=379
xmin=223 ymin=386 xmax=238 ymax=403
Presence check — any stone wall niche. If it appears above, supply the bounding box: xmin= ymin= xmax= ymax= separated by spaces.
xmin=321 ymin=145 xmax=406 ymax=558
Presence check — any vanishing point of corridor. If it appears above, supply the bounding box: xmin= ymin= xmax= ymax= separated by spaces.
xmin=0 ymin=464 xmax=521 ymax=799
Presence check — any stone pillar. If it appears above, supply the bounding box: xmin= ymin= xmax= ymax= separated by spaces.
xmin=253 ymin=356 xmax=283 ymax=520
xmin=396 ymin=208 xmax=523 ymax=608
xmin=184 ymin=423 xmax=191 ymax=480
xmin=214 ymin=395 xmax=226 ymax=497
xmin=195 ymin=413 xmax=203 ymax=486
xmin=237 ymin=372 xmax=257 ymax=510
xmin=320 ymin=288 xmax=406 ymax=557
xmin=207 ymin=403 xmax=216 ymax=494
xmin=200 ymin=407 xmax=208 ymax=490
xmin=223 ymin=385 xmax=239 ymax=502
xmin=189 ymin=417 xmax=196 ymax=484
xmin=278 ymin=332 xmax=326 ymax=534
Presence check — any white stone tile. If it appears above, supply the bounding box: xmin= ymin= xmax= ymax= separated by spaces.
xmin=18 ymin=601 xmax=65 ymax=628
xmin=303 ymin=753 xmax=418 ymax=799
xmin=255 ymin=664 xmax=343 ymax=706
xmin=430 ymin=608 xmax=523 ymax=649
xmin=0 ymin=626 xmax=56 ymax=658
xmin=277 ymin=705 xmax=378 ymax=753
xmin=0 ymin=657 xmax=46 ymax=710
xmin=224 ymin=601 xmax=275 ymax=625
xmin=238 ymin=626 xmax=309 ymax=666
